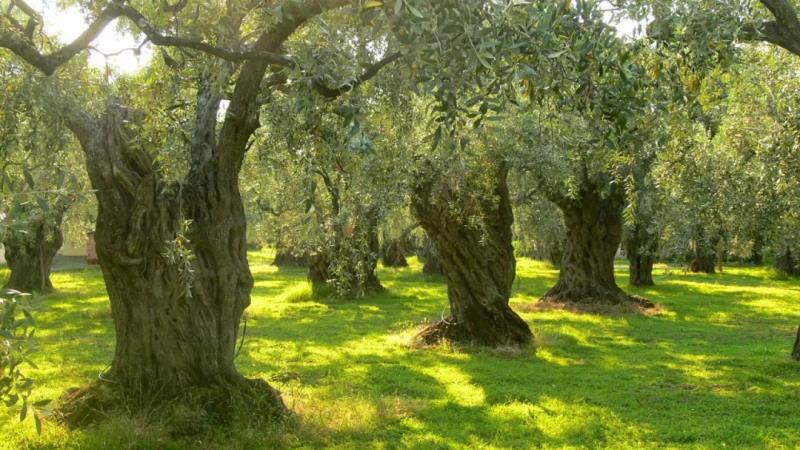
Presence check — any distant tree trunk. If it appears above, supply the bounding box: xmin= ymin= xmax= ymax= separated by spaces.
xmin=418 ymin=235 xmax=444 ymax=275
xmin=689 ymin=233 xmax=717 ymax=274
xmin=542 ymin=182 xmax=650 ymax=308
xmin=776 ymin=247 xmax=798 ymax=276
xmin=625 ymin=224 xmax=655 ymax=286
xmin=2 ymin=212 xmax=65 ymax=293
xmin=273 ymin=248 xmax=310 ymax=267
xmin=628 ymin=252 xmax=654 ymax=286
xmin=749 ymin=235 xmax=764 ymax=265
xmin=412 ymin=164 xmax=532 ymax=347
xmin=382 ymin=226 xmax=417 ymax=268
xmin=382 ymin=238 xmax=408 ymax=267
xmin=792 ymin=326 xmax=800 ymax=361
xmin=309 ymin=207 xmax=382 ymax=297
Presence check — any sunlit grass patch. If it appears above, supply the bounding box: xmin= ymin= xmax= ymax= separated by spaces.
xmin=2 ymin=252 xmax=800 ymax=448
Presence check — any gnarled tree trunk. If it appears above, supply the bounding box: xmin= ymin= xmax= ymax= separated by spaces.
xmin=60 ymin=103 xmax=285 ymax=424
xmin=411 ymin=165 xmax=531 ymax=347
xmin=3 ymin=211 xmax=65 ymax=293
xmin=542 ymin=184 xmax=651 ymax=309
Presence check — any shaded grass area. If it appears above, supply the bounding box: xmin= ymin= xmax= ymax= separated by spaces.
xmin=2 ymin=254 xmax=800 ymax=449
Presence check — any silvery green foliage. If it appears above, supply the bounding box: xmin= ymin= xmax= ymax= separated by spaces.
xmin=1 ymin=291 xmax=46 ymax=433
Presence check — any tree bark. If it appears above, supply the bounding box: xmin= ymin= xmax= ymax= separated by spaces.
xmin=60 ymin=104 xmax=285 ymax=423
xmin=542 ymin=184 xmax=652 ymax=309
xmin=411 ymin=165 xmax=532 ymax=347
xmin=2 ymin=214 xmax=64 ymax=293
xmin=792 ymin=325 xmax=800 ymax=361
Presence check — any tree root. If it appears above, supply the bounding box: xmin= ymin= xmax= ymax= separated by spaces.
xmin=53 ymin=375 xmax=290 ymax=435
xmin=533 ymin=292 xmax=661 ymax=315
xmin=414 ymin=315 xmax=532 ymax=348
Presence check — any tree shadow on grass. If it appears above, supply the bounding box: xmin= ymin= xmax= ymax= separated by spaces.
xmin=262 ymin=324 xmax=800 ymax=448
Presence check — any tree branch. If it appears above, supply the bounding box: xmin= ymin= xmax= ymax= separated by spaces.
xmin=0 ymin=0 xmax=295 ymax=76
xmin=115 ymin=5 xmax=293 ymax=67
xmin=312 ymin=51 xmax=402 ymax=99
xmin=0 ymin=0 xmax=124 ymax=75
xmin=743 ymin=0 xmax=800 ymax=57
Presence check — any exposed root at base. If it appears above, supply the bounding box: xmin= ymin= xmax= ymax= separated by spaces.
xmin=413 ymin=316 xmax=533 ymax=351
xmin=527 ymin=294 xmax=663 ymax=316
xmin=53 ymin=376 xmax=291 ymax=435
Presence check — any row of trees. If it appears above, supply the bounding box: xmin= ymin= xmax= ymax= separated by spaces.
xmin=2 ymin=0 xmax=799 ymax=429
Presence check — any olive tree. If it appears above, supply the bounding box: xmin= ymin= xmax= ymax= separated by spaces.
xmin=1 ymin=0 xmax=400 ymax=420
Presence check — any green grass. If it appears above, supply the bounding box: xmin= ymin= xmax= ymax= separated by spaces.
xmin=2 ymin=253 xmax=800 ymax=449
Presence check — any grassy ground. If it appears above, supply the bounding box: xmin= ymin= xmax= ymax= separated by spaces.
xmin=1 ymin=252 xmax=800 ymax=449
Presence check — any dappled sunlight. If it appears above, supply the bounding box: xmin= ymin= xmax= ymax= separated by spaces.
xmin=3 ymin=252 xmax=800 ymax=448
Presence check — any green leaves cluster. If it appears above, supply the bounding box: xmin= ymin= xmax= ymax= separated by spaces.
xmin=0 ymin=290 xmax=46 ymax=433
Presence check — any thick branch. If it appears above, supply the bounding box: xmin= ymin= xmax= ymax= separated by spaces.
xmin=115 ymin=5 xmax=293 ymax=66
xmin=0 ymin=0 xmax=294 ymax=76
xmin=0 ymin=0 xmax=123 ymax=75
xmin=217 ymin=0 xmax=355 ymax=171
xmin=744 ymin=0 xmax=800 ymax=57
xmin=312 ymin=52 xmax=402 ymax=99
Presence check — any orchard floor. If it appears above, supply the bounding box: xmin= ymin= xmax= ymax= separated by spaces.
xmin=2 ymin=251 xmax=800 ymax=449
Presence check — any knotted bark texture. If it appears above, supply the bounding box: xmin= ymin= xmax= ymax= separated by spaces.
xmin=411 ymin=164 xmax=532 ymax=347
xmin=541 ymin=183 xmax=655 ymax=313
xmin=59 ymin=104 xmax=286 ymax=425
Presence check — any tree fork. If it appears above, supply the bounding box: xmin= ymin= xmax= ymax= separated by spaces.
xmin=56 ymin=104 xmax=287 ymax=424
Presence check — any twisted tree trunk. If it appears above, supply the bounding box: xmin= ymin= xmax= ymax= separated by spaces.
xmin=62 ymin=105 xmax=285 ymax=420
xmin=411 ymin=165 xmax=531 ymax=347
xmin=2 ymin=211 xmax=65 ymax=293
xmin=542 ymin=184 xmax=652 ymax=309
